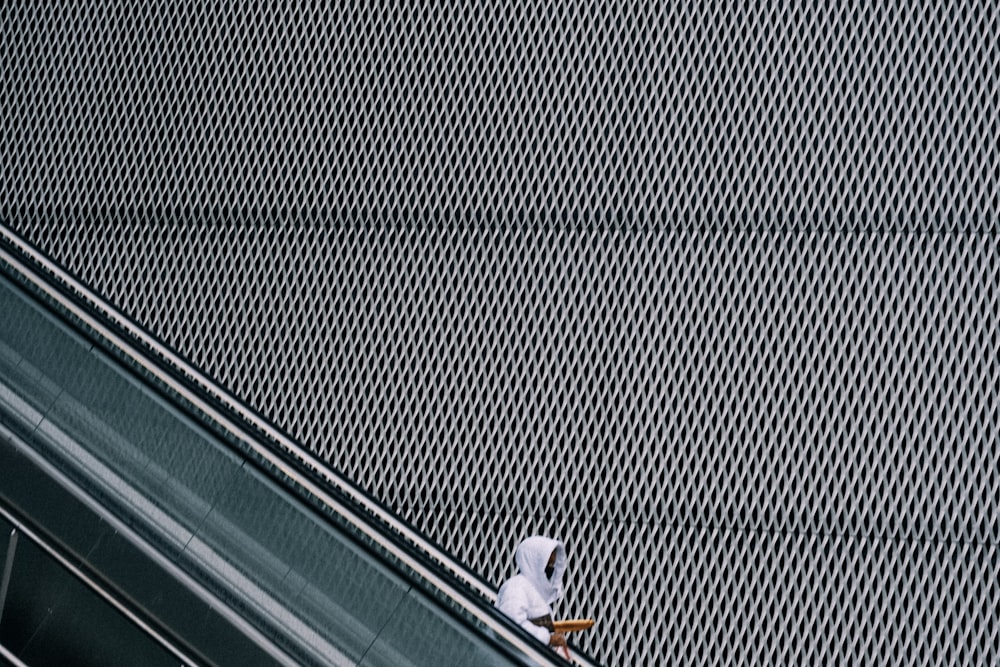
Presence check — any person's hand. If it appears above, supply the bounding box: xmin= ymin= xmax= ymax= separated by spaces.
xmin=549 ymin=631 xmax=568 ymax=648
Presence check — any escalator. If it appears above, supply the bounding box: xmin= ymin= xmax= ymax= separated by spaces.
xmin=0 ymin=226 xmax=581 ymax=667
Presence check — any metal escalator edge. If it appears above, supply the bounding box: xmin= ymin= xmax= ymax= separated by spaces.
xmin=0 ymin=223 xmax=588 ymax=667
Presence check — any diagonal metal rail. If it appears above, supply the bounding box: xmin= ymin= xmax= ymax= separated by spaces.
xmin=0 ymin=223 xmax=588 ymax=667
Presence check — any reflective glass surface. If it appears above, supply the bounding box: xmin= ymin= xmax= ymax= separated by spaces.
xmin=0 ymin=515 xmax=180 ymax=666
xmin=0 ymin=272 xmax=524 ymax=666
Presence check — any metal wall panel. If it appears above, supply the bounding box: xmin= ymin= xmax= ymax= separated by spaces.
xmin=4 ymin=2 xmax=999 ymax=223
xmin=3 ymin=3 xmax=999 ymax=665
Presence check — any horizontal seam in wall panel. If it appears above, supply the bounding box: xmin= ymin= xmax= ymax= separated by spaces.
xmin=4 ymin=214 xmax=1000 ymax=235
xmin=404 ymin=512 xmax=1000 ymax=549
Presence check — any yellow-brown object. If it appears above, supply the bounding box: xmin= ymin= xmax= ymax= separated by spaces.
xmin=553 ymin=619 xmax=595 ymax=633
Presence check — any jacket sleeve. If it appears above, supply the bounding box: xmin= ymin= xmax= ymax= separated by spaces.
xmin=496 ymin=581 xmax=552 ymax=645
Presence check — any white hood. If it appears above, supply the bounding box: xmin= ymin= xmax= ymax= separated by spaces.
xmin=514 ymin=535 xmax=566 ymax=605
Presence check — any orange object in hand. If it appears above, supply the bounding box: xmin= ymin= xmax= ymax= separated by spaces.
xmin=552 ymin=619 xmax=595 ymax=633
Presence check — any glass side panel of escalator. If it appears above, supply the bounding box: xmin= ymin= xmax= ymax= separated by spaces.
xmin=0 ymin=270 xmax=521 ymax=666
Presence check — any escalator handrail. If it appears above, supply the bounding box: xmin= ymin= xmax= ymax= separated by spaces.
xmin=0 ymin=225 xmax=583 ymax=667
xmin=0 ymin=495 xmax=202 ymax=667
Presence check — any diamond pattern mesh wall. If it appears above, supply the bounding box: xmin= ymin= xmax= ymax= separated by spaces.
xmin=3 ymin=3 xmax=1000 ymax=666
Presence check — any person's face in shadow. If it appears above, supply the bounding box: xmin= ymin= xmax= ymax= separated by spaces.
xmin=545 ymin=549 xmax=557 ymax=580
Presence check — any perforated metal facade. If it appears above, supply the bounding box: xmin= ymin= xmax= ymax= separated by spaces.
xmin=3 ymin=3 xmax=999 ymax=665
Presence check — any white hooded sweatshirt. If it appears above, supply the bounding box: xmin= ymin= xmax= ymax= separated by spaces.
xmin=495 ymin=535 xmax=567 ymax=645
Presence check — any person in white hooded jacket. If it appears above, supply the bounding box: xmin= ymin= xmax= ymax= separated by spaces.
xmin=495 ymin=535 xmax=569 ymax=652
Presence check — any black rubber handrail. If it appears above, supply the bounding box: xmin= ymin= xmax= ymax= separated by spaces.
xmin=0 ymin=223 xmax=597 ymax=667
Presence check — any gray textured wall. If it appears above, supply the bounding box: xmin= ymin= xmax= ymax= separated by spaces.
xmin=4 ymin=3 xmax=1000 ymax=665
